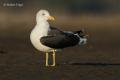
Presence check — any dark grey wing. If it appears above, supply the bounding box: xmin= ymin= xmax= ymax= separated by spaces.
xmin=48 ymin=26 xmax=64 ymax=36
xmin=40 ymin=33 xmax=80 ymax=49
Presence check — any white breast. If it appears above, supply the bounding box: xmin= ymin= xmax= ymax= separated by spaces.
xmin=30 ymin=22 xmax=52 ymax=52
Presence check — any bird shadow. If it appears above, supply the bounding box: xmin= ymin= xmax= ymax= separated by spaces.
xmin=57 ymin=62 xmax=120 ymax=66
xmin=0 ymin=50 xmax=7 ymax=54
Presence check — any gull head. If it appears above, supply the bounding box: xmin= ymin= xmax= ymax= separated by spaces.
xmin=36 ymin=10 xmax=55 ymax=23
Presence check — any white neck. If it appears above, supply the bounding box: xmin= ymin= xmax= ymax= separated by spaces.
xmin=31 ymin=20 xmax=50 ymax=38
xmin=36 ymin=20 xmax=49 ymax=27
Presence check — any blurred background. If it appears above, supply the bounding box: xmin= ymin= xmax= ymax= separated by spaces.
xmin=0 ymin=0 xmax=120 ymax=80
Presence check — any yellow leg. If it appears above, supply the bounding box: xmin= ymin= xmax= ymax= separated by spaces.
xmin=51 ymin=49 xmax=56 ymax=66
xmin=45 ymin=52 xmax=49 ymax=66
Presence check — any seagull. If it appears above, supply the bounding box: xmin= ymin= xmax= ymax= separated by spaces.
xmin=30 ymin=10 xmax=87 ymax=67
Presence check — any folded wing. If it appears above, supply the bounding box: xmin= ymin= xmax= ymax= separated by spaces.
xmin=40 ymin=33 xmax=80 ymax=49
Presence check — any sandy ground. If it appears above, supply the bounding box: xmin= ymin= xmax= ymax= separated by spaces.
xmin=0 ymin=22 xmax=120 ymax=80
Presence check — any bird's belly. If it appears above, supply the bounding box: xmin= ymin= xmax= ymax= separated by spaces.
xmin=30 ymin=31 xmax=52 ymax=52
xmin=31 ymin=38 xmax=52 ymax=52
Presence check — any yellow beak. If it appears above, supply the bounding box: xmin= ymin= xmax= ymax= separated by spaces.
xmin=47 ymin=16 xmax=55 ymax=21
